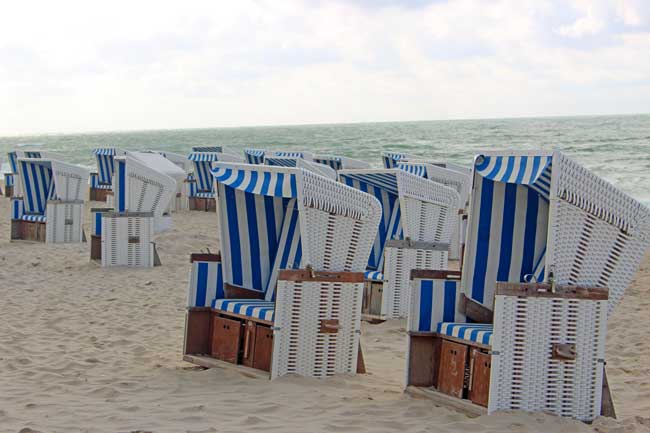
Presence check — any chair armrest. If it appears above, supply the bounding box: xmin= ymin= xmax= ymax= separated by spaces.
xmin=224 ymin=283 xmax=265 ymax=299
xmin=187 ymin=256 xmax=224 ymax=307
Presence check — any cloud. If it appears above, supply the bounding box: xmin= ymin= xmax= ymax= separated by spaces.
xmin=0 ymin=0 xmax=649 ymax=135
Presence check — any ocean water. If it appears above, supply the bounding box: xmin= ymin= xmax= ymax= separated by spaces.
xmin=1 ymin=114 xmax=649 ymax=205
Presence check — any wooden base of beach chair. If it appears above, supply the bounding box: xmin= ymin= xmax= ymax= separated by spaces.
xmin=89 ymin=187 xmax=111 ymax=202
xmin=407 ymin=332 xmax=491 ymax=408
xmin=4 ymin=185 xmax=13 ymax=197
xmin=183 ymin=308 xmax=275 ymax=374
xmin=361 ymin=280 xmax=385 ymax=321
xmin=11 ymin=219 xmax=46 ymax=242
xmin=189 ymin=197 xmax=216 ymax=212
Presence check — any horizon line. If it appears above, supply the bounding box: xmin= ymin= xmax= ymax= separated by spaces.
xmin=1 ymin=111 xmax=648 ymax=139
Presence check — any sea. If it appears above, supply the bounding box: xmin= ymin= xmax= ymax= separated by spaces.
xmin=1 ymin=114 xmax=648 ymax=205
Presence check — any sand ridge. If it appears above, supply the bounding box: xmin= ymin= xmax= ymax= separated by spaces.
xmin=0 ymin=198 xmax=649 ymax=433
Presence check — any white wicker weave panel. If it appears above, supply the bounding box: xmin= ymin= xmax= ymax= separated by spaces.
xmin=271 ymin=279 xmax=362 ymax=379
xmin=401 ymin=197 xmax=455 ymax=244
xmin=301 ymin=207 xmax=378 ymax=273
xmin=101 ymin=215 xmax=154 ymax=267
xmin=554 ymin=153 xmax=643 ymax=234
xmin=383 ymin=246 xmax=448 ymax=319
xmin=301 ymin=169 xmax=382 ymax=222
xmin=396 ymin=171 xmax=460 ymax=210
xmin=549 ymin=200 xmax=646 ymax=314
xmin=489 ymin=295 xmax=607 ymax=421
xmin=45 ymin=202 xmax=84 ymax=243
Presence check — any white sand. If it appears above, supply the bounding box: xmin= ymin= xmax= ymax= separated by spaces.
xmin=1 ymin=198 xmax=649 ymax=433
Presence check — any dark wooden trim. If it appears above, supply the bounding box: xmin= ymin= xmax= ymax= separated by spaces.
xmin=357 ymin=344 xmax=366 ymax=374
xmin=190 ymin=253 xmax=222 ymax=263
xmin=496 ymin=282 xmax=609 ymax=300
xmin=279 ymin=269 xmax=365 ymax=283
xmin=224 ymin=283 xmax=265 ymax=299
xmin=385 ymin=239 xmax=449 ymax=251
xmin=410 ymin=269 xmax=462 ymax=280
xmin=408 ymin=331 xmax=491 ymax=351
xmin=459 ymin=294 xmax=493 ymax=324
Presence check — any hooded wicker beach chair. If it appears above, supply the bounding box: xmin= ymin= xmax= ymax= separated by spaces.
xmin=313 ymin=155 xmax=371 ymax=171
xmin=397 ymin=161 xmax=471 ymax=261
xmin=184 ymin=162 xmax=381 ymax=379
xmin=11 ymin=158 xmax=88 ymax=243
xmin=338 ymin=168 xmax=460 ymax=320
xmin=90 ymin=153 xmax=177 ymax=267
xmin=405 ymin=150 xmax=650 ymax=421
xmin=244 ymin=149 xmax=314 ymax=166
xmin=185 ymin=150 xmax=242 ymax=211
xmin=158 ymin=151 xmax=193 ymax=173
xmin=89 ymin=148 xmax=126 ymax=201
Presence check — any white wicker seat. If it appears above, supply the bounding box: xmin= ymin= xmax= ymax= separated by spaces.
xmin=184 ymin=162 xmax=382 ymax=379
xmin=406 ymin=150 xmax=650 ymax=421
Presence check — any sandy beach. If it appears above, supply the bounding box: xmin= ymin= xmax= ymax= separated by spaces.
xmin=1 ymin=197 xmax=649 ymax=433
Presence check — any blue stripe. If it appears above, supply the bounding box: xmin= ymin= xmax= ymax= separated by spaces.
xmin=225 ymin=186 xmax=243 ymax=286
xmin=418 ymin=280 xmax=433 ymax=331
xmin=196 ymin=262 xmax=208 ymax=307
xmin=216 ymin=263 xmax=224 ymax=299
xmin=290 ymin=174 xmax=297 ymax=198
xmin=443 ymin=281 xmax=456 ymax=322
xmin=264 ymin=196 xmax=279 ymax=267
xmin=520 ymin=189 xmax=539 ymax=281
xmin=244 ymin=171 xmax=258 ymax=192
xmin=21 ymin=162 xmax=35 ymax=212
xmin=118 ymin=160 xmax=126 ymax=213
xmin=502 ymin=156 xmax=515 ymax=181
xmin=95 ymin=212 xmax=102 ymax=236
xmin=229 ymin=169 xmax=246 ymax=189
xmin=293 ymin=242 xmax=302 ymax=269
xmin=31 ymin=163 xmax=43 ymax=212
xmin=261 ymin=171 xmax=271 ymax=195
xmin=497 ymin=183 xmax=517 ymax=282
xmin=530 ymin=156 xmax=541 ymax=183
xmin=486 ymin=157 xmax=503 ymax=179
xmin=279 ymin=206 xmax=299 ymax=269
xmin=274 ymin=173 xmax=284 ymax=197
xmin=514 ymin=157 xmax=528 ymax=184
xmin=472 ymin=178 xmax=493 ymax=303
xmin=245 ymin=192 xmax=262 ymax=291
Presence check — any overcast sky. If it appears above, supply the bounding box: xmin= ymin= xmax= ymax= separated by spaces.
xmin=1 ymin=0 xmax=649 ymax=135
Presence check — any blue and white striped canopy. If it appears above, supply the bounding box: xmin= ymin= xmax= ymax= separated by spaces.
xmin=265 ymin=157 xmax=299 ymax=167
xmin=192 ymin=146 xmax=222 ymax=153
xmin=211 ymin=166 xmax=298 ymax=198
xmin=214 ymin=166 xmax=302 ymax=301
xmin=18 ymin=160 xmax=57 ymax=215
xmin=382 ymin=152 xmax=408 ymax=169
xmin=397 ymin=162 xmax=427 ymax=178
xmin=314 ymin=157 xmax=343 ymax=171
xmin=274 ymin=151 xmax=304 ymax=158
xmin=339 ymin=171 xmax=402 ymax=270
xmin=462 ymin=153 xmax=551 ymax=310
xmin=244 ymin=149 xmax=265 ymax=165
xmin=93 ymin=148 xmax=117 ymax=185
xmin=7 ymin=152 xmax=19 ymax=173
xmin=475 ymin=154 xmax=552 ymax=199
xmin=93 ymin=148 xmax=116 ymax=156
xmin=188 ymin=152 xmax=222 ymax=162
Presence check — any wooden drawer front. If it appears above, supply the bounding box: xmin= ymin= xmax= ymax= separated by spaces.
xmin=241 ymin=321 xmax=273 ymax=372
xmin=369 ymin=283 xmax=383 ymax=316
xmin=211 ymin=316 xmax=243 ymax=364
xmin=437 ymin=340 xmax=468 ymax=398
xmin=469 ymin=349 xmax=491 ymax=407
xmin=253 ymin=326 xmax=273 ymax=372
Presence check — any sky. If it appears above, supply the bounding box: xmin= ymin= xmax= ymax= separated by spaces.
xmin=1 ymin=0 xmax=649 ymax=136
